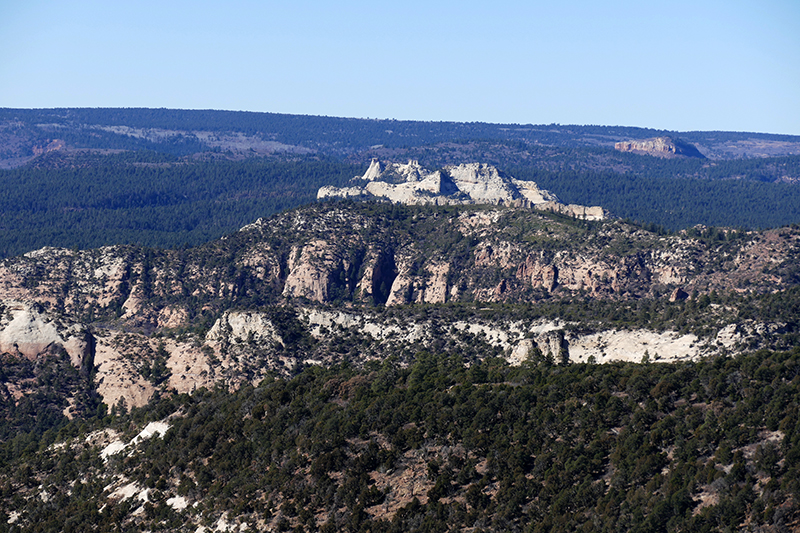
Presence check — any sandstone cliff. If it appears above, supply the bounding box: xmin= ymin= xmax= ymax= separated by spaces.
xmin=1 ymin=292 xmax=788 ymax=410
xmin=2 ymin=203 xmax=798 ymax=324
xmin=1 ymin=203 xmax=799 ymax=407
xmin=318 ymin=160 xmax=607 ymax=220
xmin=615 ymin=136 xmax=706 ymax=158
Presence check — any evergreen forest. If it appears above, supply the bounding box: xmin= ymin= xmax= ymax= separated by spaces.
xmin=2 ymin=349 xmax=800 ymax=531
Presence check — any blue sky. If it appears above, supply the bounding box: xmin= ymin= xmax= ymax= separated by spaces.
xmin=1 ymin=0 xmax=798 ymax=134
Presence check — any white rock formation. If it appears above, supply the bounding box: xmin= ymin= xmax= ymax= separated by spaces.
xmin=566 ymin=329 xmax=700 ymax=364
xmin=0 ymin=301 xmax=63 ymax=358
xmin=615 ymin=137 xmax=705 ymax=158
xmin=297 ymin=307 xmax=719 ymax=366
xmin=318 ymin=160 xmax=606 ymax=220
xmin=206 ymin=310 xmax=283 ymax=346
xmin=0 ymin=299 xmax=90 ymax=366
xmin=101 ymin=421 xmax=171 ymax=461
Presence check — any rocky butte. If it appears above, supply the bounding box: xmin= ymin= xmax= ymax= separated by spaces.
xmin=318 ymin=160 xmax=607 ymax=220
xmin=615 ymin=136 xmax=706 ymax=158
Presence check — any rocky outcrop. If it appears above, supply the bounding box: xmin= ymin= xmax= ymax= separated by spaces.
xmin=615 ymin=137 xmax=705 ymax=158
xmin=2 ymin=204 xmax=798 ymax=316
xmin=382 ymin=259 xmax=452 ymax=306
xmin=319 ymin=160 xmax=607 ymax=220
xmin=295 ymin=307 xmax=779 ymax=366
xmin=355 ymin=249 xmax=398 ymax=305
xmin=670 ymin=287 xmax=689 ymax=301
xmin=282 ymin=240 xmax=339 ymax=302
xmin=31 ymin=139 xmax=66 ymax=157
xmin=0 ymin=299 xmax=93 ymax=368
xmin=92 ymin=335 xmax=158 ymax=410
xmin=1 ymin=203 xmax=799 ymax=407
xmin=567 ymin=329 xmax=699 ymax=364
xmin=206 ymin=310 xmax=283 ymax=347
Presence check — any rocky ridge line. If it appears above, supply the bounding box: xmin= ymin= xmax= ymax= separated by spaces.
xmin=1 ymin=203 xmax=798 ymax=409
xmin=318 ymin=160 xmax=607 ymax=220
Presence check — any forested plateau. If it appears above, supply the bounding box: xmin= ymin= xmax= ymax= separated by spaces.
xmin=3 ymin=109 xmax=800 ymax=260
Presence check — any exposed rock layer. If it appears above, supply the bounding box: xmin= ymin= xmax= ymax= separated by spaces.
xmin=319 ymin=160 xmax=607 ymax=220
xmin=1 ymin=203 xmax=799 ymax=407
xmin=615 ymin=136 xmax=705 ymax=158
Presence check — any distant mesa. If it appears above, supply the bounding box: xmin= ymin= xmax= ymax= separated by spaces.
xmin=318 ymin=159 xmax=607 ymax=220
xmin=615 ymin=136 xmax=705 ymax=158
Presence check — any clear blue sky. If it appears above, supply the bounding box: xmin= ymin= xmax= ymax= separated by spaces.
xmin=1 ymin=0 xmax=798 ymax=135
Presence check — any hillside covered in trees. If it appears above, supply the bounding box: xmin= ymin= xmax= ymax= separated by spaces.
xmin=2 ymin=348 xmax=800 ymax=532
xmin=0 ymin=155 xmax=363 ymax=259
xmin=1 ymin=109 xmax=800 ymax=532
xmin=1 ymin=150 xmax=800 ymax=259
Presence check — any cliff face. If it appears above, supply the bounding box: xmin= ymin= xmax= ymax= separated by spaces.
xmin=2 ymin=203 xmax=798 ymax=325
xmin=615 ymin=136 xmax=706 ymax=158
xmin=1 ymin=202 xmax=799 ymax=408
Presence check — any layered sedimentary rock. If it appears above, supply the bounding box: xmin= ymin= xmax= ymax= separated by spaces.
xmin=2 ymin=202 xmax=799 ymax=407
xmin=2 ymin=204 xmax=798 ymax=317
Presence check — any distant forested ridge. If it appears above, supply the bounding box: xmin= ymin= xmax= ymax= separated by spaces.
xmin=2 ymin=108 xmax=800 ymax=257
xmin=0 ymin=107 xmax=686 ymax=154
xmin=0 ymin=155 xmax=363 ymax=258
xmin=3 ymin=107 xmax=799 ymax=157
xmin=1 ymin=150 xmax=799 ymax=259
xmin=509 ymin=166 xmax=800 ymax=230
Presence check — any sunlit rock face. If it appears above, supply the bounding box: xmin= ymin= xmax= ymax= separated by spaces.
xmin=615 ymin=137 xmax=706 ymax=158
xmin=318 ymin=160 xmax=607 ymax=220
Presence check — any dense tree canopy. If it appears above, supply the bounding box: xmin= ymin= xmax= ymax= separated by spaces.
xmin=2 ymin=348 xmax=800 ymax=531
xmin=0 ymin=157 xmax=363 ymax=258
